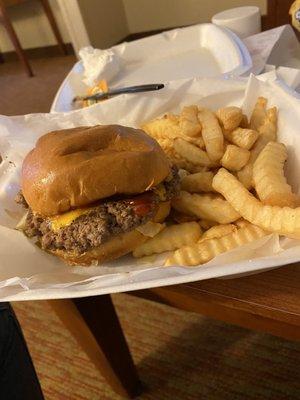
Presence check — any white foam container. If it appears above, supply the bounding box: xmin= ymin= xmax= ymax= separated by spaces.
xmin=51 ymin=23 xmax=252 ymax=113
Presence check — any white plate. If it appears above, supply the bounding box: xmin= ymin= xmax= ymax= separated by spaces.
xmin=1 ymin=74 xmax=300 ymax=301
xmin=51 ymin=23 xmax=252 ymax=113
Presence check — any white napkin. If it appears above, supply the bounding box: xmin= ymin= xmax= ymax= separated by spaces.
xmin=243 ymin=24 xmax=300 ymax=74
xmin=79 ymin=46 xmax=121 ymax=86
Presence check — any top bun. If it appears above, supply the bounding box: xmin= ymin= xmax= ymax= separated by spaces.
xmin=22 ymin=125 xmax=170 ymax=216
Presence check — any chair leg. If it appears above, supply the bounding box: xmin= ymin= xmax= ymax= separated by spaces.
xmin=49 ymin=295 xmax=142 ymax=399
xmin=0 ymin=51 xmax=4 ymax=63
xmin=0 ymin=4 xmax=33 ymax=76
xmin=39 ymin=0 xmax=67 ymax=55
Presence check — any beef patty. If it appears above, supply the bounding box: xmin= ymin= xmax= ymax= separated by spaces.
xmin=17 ymin=166 xmax=179 ymax=254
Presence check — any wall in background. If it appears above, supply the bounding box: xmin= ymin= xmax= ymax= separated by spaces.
xmin=77 ymin=0 xmax=128 ymax=49
xmin=123 ymin=0 xmax=267 ymax=32
xmin=0 ymin=0 xmax=70 ymax=52
xmin=0 ymin=0 xmax=267 ymax=52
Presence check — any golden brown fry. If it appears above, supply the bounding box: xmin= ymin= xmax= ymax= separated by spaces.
xmin=181 ymin=171 xmax=214 ymax=193
xmin=163 ymin=144 xmax=195 ymax=172
xmin=142 ymin=114 xmax=204 ymax=148
xmin=189 ymin=165 xmax=210 ymax=173
xmin=221 ymin=145 xmax=250 ymax=171
xmin=198 ymin=219 xmax=219 ymax=230
xmin=198 ymin=108 xmax=224 ymax=161
xmin=216 ymin=106 xmax=243 ymax=131
xmin=165 ymin=113 xmax=179 ymax=124
xmin=258 ymin=107 xmax=277 ymax=141
xmin=253 ymin=142 xmax=297 ymax=207
xmin=183 ymin=136 xmax=205 ymax=148
xmin=237 ymin=106 xmax=278 ymax=189
xmin=172 ymin=191 xmax=240 ymax=224
xmin=174 ymin=138 xmax=216 ymax=167
xmin=179 ymin=105 xmax=201 ymax=137
xmin=133 ymin=222 xmax=202 ymax=257
xmin=224 ymin=128 xmax=258 ymax=150
xmin=170 ymin=210 xmax=199 ymax=224
xmin=250 ymin=97 xmax=267 ymax=130
xmin=235 ymin=219 xmax=249 ymax=228
xmin=213 ymin=168 xmax=300 ymax=238
xmin=165 ymin=223 xmax=267 ymax=266
xmin=198 ymin=224 xmax=237 ymax=242
xmin=240 ymin=114 xmax=249 ymax=128
xmin=141 ymin=117 xmax=181 ymax=140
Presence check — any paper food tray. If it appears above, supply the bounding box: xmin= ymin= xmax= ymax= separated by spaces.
xmin=1 ymin=74 xmax=300 ymax=301
xmin=51 ymin=23 xmax=251 ymax=113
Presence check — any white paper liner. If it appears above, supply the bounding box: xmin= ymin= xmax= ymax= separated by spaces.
xmin=1 ymin=74 xmax=300 ymax=301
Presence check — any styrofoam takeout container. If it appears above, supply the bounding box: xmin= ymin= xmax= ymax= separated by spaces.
xmin=212 ymin=6 xmax=261 ymax=38
xmin=51 ymin=23 xmax=252 ymax=113
xmin=1 ymin=73 xmax=300 ymax=301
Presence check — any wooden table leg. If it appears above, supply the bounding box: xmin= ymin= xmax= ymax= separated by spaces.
xmin=49 ymin=295 xmax=142 ymax=399
xmin=0 ymin=2 xmax=33 ymax=77
xmin=39 ymin=0 xmax=68 ymax=55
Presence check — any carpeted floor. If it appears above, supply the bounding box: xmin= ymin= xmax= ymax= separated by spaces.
xmin=13 ymin=295 xmax=300 ymax=400
xmin=0 ymin=55 xmax=76 ymax=115
xmin=1 ymin=56 xmax=300 ymax=400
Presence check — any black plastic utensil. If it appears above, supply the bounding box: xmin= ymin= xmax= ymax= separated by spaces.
xmin=73 ymin=83 xmax=164 ymax=103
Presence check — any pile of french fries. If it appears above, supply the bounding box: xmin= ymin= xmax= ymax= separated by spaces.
xmin=132 ymin=97 xmax=299 ymax=266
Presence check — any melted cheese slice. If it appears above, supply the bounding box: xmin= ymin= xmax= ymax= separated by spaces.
xmin=136 ymin=221 xmax=165 ymax=237
xmin=49 ymin=206 xmax=97 ymax=232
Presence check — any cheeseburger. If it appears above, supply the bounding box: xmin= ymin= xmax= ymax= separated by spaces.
xmin=16 ymin=125 xmax=179 ymax=266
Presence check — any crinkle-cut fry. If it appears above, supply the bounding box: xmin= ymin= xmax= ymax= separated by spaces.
xmin=258 ymin=107 xmax=277 ymax=140
xmin=250 ymin=97 xmax=267 ymax=130
xmin=163 ymin=144 xmax=195 ymax=172
xmin=141 ymin=117 xmax=183 ymax=140
xmin=133 ymin=222 xmax=202 ymax=258
xmin=198 ymin=219 xmax=219 ymax=230
xmin=165 ymin=113 xmax=179 ymax=124
xmin=183 ymin=135 xmax=205 ymax=148
xmin=165 ymin=223 xmax=267 ymax=266
xmin=237 ymin=134 xmax=275 ymax=188
xmin=170 ymin=210 xmax=199 ymax=224
xmin=142 ymin=115 xmax=204 ymax=149
xmin=198 ymin=108 xmax=224 ymax=161
xmin=174 ymin=138 xmax=216 ymax=167
xmin=221 ymin=144 xmax=250 ymax=171
xmin=237 ymin=106 xmax=278 ymax=189
xmin=216 ymin=106 xmax=243 ymax=131
xmin=172 ymin=191 xmax=240 ymax=224
xmin=181 ymin=171 xmax=214 ymax=193
xmin=224 ymin=127 xmax=259 ymax=150
xmin=155 ymin=136 xmax=174 ymax=150
xmin=253 ymin=141 xmax=297 ymax=207
xmin=179 ymin=105 xmax=202 ymax=137
xmin=213 ymin=168 xmax=300 ymax=238
xmin=240 ymin=114 xmax=249 ymax=128
xmin=198 ymin=224 xmax=237 ymax=242
xmin=235 ymin=219 xmax=249 ymax=228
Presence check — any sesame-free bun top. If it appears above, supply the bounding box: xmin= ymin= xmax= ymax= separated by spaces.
xmin=22 ymin=125 xmax=170 ymax=216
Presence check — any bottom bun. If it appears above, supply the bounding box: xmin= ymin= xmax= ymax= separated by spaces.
xmin=49 ymin=229 xmax=148 ymax=266
xmin=50 ymin=201 xmax=171 ymax=266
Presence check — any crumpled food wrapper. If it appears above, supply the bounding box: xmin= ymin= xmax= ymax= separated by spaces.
xmin=79 ymin=46 xmax=121 ymax=86
xmin=0 ymin=74 xmax=300 ymax=301
xmin=244 ymin=24 xmax=300 ymax=74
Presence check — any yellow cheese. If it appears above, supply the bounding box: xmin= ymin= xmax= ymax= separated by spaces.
xmin=136 ymin=221 xmax=165 ymax=237
xmin=152 ymin=183 xmax=167 ymax=201
xmin=49 ymin=206 xmax=96 ymax=232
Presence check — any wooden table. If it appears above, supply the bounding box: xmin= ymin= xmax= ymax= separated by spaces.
xmin=51 ymin=262 xmax=300 ymax=398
